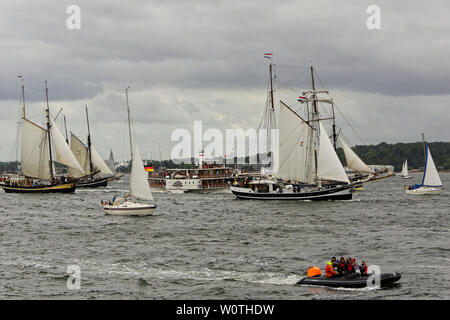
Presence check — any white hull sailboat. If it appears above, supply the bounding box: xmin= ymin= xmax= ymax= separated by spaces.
xmin=102 ymin=88 xmax=157 ymax=216
xmin=404 ymin=143 xmax=443 ymax=195
xmin=400 ymin=159 xmax=413 ymax=179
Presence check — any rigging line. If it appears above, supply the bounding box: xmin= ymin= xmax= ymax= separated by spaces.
xmin=276 ymin=70 xmax=309 ymax=88
xmin=313 ymin=70 xmax=369 ymax=145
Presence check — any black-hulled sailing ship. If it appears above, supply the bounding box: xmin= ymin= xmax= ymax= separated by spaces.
xmin=68 ymin=106 xmax=113 ymax=188
xmin=0 ymin=80 xmax=86 ymax=193
xmin=230 ymin=63 xmax=355 ymax=200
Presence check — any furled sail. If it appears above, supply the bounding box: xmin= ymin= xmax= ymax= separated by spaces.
xmin=21 ymin=119 xmax=52 ymax=180
xmin=67 ymin=133 xmax=90 ymax=178
xmin=317 ymin=122 xmax=350 ymax=183
xmin=91 ymin=145 xmax=114 ymax=175
xmin=422 ymin=145 xmax=442 ymax=186
xmin=274 ymin=102 xmax=316 ymax=184
xmin=340 ymin=138 xmax=373 ymax=173
xmin=50 ymin=118 xmax=85 ymax=175
xmin=130 ymin=143 xmax=154 ymax=201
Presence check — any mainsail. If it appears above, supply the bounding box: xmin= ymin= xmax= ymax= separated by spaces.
xmin=422 ymin=145 xmax=442 ymax=187
xmin=21 ymin=119 xmax=52 ymax=180
xmin=68 ymin=132 xmax=113 ymax=177
xmin=274 ymin=102 xmax=315 ymax=183
xmin=340 ymin=138 xmax=373 ymax=173
xmin=130 ymin=143 xmax=154 ymax=201
xmin=317 ymin=122 xmax=350 ymax=183
xmin=50 ymin=118 xmax=85 ymax=175
xmin=68 ymin=133 xmax=90 ymax=178
xmin=91 ymin=145 xmax=114 ymax=175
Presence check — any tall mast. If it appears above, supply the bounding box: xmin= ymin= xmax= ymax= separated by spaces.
xmin=269 ymin=60 xmax=275 ymax=111
xmin=125 ymin=87 xmax=133 ymax=159
xmin=19 ymin=76 xmax=26 ymax=118
xmin=85 ymin=105 xmax=93 ymax=173
xmin=63 ymin=115 xmax=69 ymax=144
xmin=422 ymin=133 xmax=426 ymax=163
xmin=331 ymin=101 xmax=337 ymax=150
xmin=45 ymin=80 xmax=54 ymax=181
xmin=310 ymin=64 xmax=319 ymax=178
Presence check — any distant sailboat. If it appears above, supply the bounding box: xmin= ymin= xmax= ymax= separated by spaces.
xmin=405 ymin=138 xmax=443 ymax=194
xmin=400 ymin=159 xmax=412 ymax=179
xmin=68 ymin=106 xmax=113 ymax=188
xmin=102 ymin=88 xmax=156 ymax=215
xmin=0 ymin=80 xmax=85 ymax=193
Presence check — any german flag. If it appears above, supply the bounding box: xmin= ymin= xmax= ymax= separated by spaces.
xmin=144 ymin=166 xmax=154 ymax=172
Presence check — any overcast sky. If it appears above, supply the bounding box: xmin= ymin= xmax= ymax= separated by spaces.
xmin=1 ymin=0 xmax=449 ymax=161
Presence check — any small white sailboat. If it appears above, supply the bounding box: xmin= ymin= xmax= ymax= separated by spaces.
xmin=400 ymin=159 xmax=412 ymax=179
xmin=102 ymin=88 xmax=156 ymax=215
xmin=404 ymin=144 xmax=443 ymax=195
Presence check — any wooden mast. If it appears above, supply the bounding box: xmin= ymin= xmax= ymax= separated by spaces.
xmin=63 ymin=115 xmax=69 ymax=144
xmin=19 ymin=76 xmax=26 ymax=118
xmin=125 ymin=87 xmax=133 ymax=159
xmin=422 ymin=133 xmax=426 ymax=163
xmin=45 ymin=80 xmax=54 ymax=181
xmin=85 ymin=105 xmax=93 ymax=174
xmin=331 ymin=101 xmax=337 ymax=150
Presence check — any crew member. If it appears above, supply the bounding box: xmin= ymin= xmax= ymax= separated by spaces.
xmin=325 ymin=261 xmax=338 ymax=278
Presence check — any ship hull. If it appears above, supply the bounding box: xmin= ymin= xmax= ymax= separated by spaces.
xmin=77 ymin=177 xmax=108 ymax=188
xmin=0 ymin=182 xmax=77 ymax=193
xmin=230 ymin=185 xmax=354 ymax=201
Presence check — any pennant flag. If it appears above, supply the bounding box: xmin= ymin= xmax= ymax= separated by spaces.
xmin=264 ymin=53 xmax=272 ymax=59
xmin=144 ymin=166 xmax=154 ymax=172
xmin=298 ymin=96 xmax=306 ymax=103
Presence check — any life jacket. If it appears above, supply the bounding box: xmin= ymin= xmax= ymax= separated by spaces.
xmin=347 ymin=262 xmax=354 ymax=273
xmin=360 ymin=264 xmax=367 ymax=275
xmin=307 ymin=266 xmax=321 ymax=277
xmin=325 ymin=265 xmax=337 ymax=277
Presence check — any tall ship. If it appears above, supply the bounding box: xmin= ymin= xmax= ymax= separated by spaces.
xmin=230 ymin=64 xmax=355 ymax=200
xmin=0 ymin=80 xmax=86 ymax=193
xmin=67 ymin=106 xmax=114 ymax=188
xmin=148 ymin=154 xmax=234 ymax=193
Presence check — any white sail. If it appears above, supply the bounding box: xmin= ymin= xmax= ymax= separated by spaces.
xmin=130 ymin=143 xmax=154 ymax=201
xmin=317 ymin=122 xmax=350 ymax=183
xmin=422 ymin=146 xmax=442 ymax=186
xmin=91 ymin=145 xmax=114 ymax=175
xmin=21 ymin=119 xmax=52 ymax=180
xmin=67 ymin=133 xmax=90 ymax=178
xmin=401 ymin=159 xmax=408 ymax=176
xmin=274 ymin=103 xmax=315 ymax=183
xmin=50 ymin=118 xmax=85 ymax=175
xmin=340 ymin=138 xmax=373 ymax=173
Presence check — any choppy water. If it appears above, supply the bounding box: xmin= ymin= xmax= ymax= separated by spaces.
xmin=0 ymin=172 xmax=449 ymax=299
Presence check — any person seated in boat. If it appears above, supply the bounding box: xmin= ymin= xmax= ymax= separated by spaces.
xmin=331 ymin=256 xmax=338 ymax=270
xmin=307 ymin=266 xmax=322 ymax=277
xmin=359 ymin=261 xmax=368 ymax=276
xmin=337 ymin=257 xmax=347 ymax=275
xmin=346 ymin=258 xmax=361 ymax=279
xmin=325 ymin=261 xmax=338 ymax=278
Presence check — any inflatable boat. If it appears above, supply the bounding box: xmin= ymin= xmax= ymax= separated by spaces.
xmin=296 ymin=272 xmax=401 ymax=288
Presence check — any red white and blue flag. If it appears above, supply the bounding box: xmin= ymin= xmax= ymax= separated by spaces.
xmin=264 ymin=53 xmax=272 ymax=59
xmin=298 ymin=96 xmax=306 ymax=103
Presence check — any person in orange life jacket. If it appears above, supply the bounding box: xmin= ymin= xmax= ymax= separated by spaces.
xmin=360 ymin=261 xmax=368 ymax=275
xmin=337 ymin=256 xmax=347 ymax=275
xmin=325 ymin=261 xmax=338 ymax=278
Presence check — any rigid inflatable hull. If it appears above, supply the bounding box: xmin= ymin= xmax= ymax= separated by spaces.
xmin=296 ymin=273 xmax=401 ymax=288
